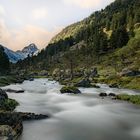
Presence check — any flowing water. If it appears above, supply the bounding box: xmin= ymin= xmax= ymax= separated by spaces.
xmin=2 ymin=79 xmax=140 ymax=140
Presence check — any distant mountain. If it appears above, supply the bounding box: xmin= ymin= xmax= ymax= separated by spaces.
xmin=3 ymin=44 xmax=39 ymax=63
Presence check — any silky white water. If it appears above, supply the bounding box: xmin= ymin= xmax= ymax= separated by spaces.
xmin=3 ymin=79 xmax=140 ymax=140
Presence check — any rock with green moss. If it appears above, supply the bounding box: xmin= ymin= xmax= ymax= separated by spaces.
xmin=60 ymin=86 xmax=81 ymax=94
xmin=0 ymin=112 xmax=23 ymax=139
xmin=0 ymin=99 xmax=19 ymax=111
xmin=0 ymin=89 xmax=19 ymax=111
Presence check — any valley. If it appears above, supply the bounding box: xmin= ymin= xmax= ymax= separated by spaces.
xmin=0 ymin=0 xmax=140 ymax=139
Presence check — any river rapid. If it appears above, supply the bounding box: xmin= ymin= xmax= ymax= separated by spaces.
xmin=3 ymin=79 xmax=140 ymax=140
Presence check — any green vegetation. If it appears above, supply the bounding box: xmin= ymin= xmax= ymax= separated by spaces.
xmin=50 ymin=22 xmax=84 ymax=43
xmin=0 ymin=99 xmax=19 ymax=111
xmin=0 ymin=76 xmax=24 ymax=87
xmin=14 ymin=0 xmax=140 ymax=90
xmin=117 ymin=94 xmax=140 ymax=105
xmin=0 ymin=46 xmax=10 ymax=75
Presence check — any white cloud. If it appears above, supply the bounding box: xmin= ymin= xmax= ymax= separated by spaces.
xmin=0 ymin=19 xmax=11 ymax=45
xmin=0 ymin=5 xmax=5 ymax=15
xmin=63 ymin=0 xmax=114 ymax=9
xmin=32 ymin=8 xmax=48 ymax=20
xmin=0 ymin=19 xmax=62 ymax=50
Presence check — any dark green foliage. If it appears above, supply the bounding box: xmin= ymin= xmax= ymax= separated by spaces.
xmin=110 ymin=26 xmax=129 ymax=49
xmin=0 ymin=46 xmax=10 ymax=75
xmin=0 ymin=98 xmax=19 ymax=111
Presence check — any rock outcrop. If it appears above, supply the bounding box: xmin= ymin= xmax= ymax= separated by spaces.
xmin=75 ymin=78 xmax=91 ymax=87
xmin=19 ymin=112 xmax=50 ymax=120
xmin=4 ymin=89 xmax=24 ymax=93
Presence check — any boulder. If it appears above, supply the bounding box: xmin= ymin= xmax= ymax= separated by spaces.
xmin=60 ymin=86 xmax=81 ymax=94
xmin=75 ymin=78 xmax=91 ymax=87
xmin=29 ymin=78 xmax=34 ymax=81
xmin=4 ymin=89 xmax=24 ymax=93
xmin=0 ymin=125 xmax=15 ymax=140
xmin=108 ymin=93 xmax=116 ymax=97
xmin=0 ymin=112 xmax=23 ymax=138
xmin=0 ymin=112 xmax=49 ymax=139
xmin=0 ymin=89 xmax=8 ymax=101
xmin=99 ymin=93 xmax=107 ymax=97
xmin=109 ymin=83 xmax=119 ymax=88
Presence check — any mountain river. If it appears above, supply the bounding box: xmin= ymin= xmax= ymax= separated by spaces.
xmin=2 ymin=78 xmax=140 ymax=140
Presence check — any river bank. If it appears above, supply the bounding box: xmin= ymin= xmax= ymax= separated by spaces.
xmin=1 ymin=77 xmax=140 ymax=139
xmin=0 ymin=87 xmax=49 ymax=139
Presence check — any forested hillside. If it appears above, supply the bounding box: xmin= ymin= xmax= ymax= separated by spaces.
xmin=0 ymin=46 xmax=10 ymax=75
xmin=15 ymin=0 xmax=140 ymax=89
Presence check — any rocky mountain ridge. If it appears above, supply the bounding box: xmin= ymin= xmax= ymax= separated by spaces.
xmin=3 ymin=43 xmax=39 ymax=63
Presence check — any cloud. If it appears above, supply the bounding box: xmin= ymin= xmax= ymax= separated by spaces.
xmin=63 ymin=0 xmax=114 ymax=9
xmin=0 ymin=5 xmax=5 ymax=15
xmin=32 ymin=8 xmax=48 ymax=20
xmin=0 ymin=19 xmax=11 ymax=45
xmin=0 ymin=19 xmax=62 ymax=50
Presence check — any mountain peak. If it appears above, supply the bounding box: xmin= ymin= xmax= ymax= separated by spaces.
xmin=3 ymin=44 xmax=39 ymax=63
xmin=22 ymin=43 xmax=39 ymax=55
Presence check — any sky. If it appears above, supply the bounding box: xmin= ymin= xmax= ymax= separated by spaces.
xmin=0 ymin=0 xmax=114 ymax=51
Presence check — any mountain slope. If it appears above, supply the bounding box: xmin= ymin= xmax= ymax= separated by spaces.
xmin=50 ymin=21 xmax=85 ymax=43
xmin=3 ymin=44 xmax=39 ymax=63
xmin=16 ymin=0 xmax=140 ymax=89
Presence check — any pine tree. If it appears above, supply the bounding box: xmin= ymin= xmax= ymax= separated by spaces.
xmin=0 ymin=46 xmax=10 ymax=75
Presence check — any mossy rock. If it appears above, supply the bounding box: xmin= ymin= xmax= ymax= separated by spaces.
xmin=60 ymin=86 xmax=81 ymax=94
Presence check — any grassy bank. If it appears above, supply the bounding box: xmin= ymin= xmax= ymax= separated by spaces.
xmin=0 ymin=75 xmax=25 ymax=87
xmin=95 ymin=76 xmax=140 ymax=90
xmin=117 ymin=94 xmax=140 ymax=105
xmin=57 ymin=75 xmax=140 ymax=90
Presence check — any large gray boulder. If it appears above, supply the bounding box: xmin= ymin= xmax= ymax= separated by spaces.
xmin=0 ymin=125 xmax=15 ymax=140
